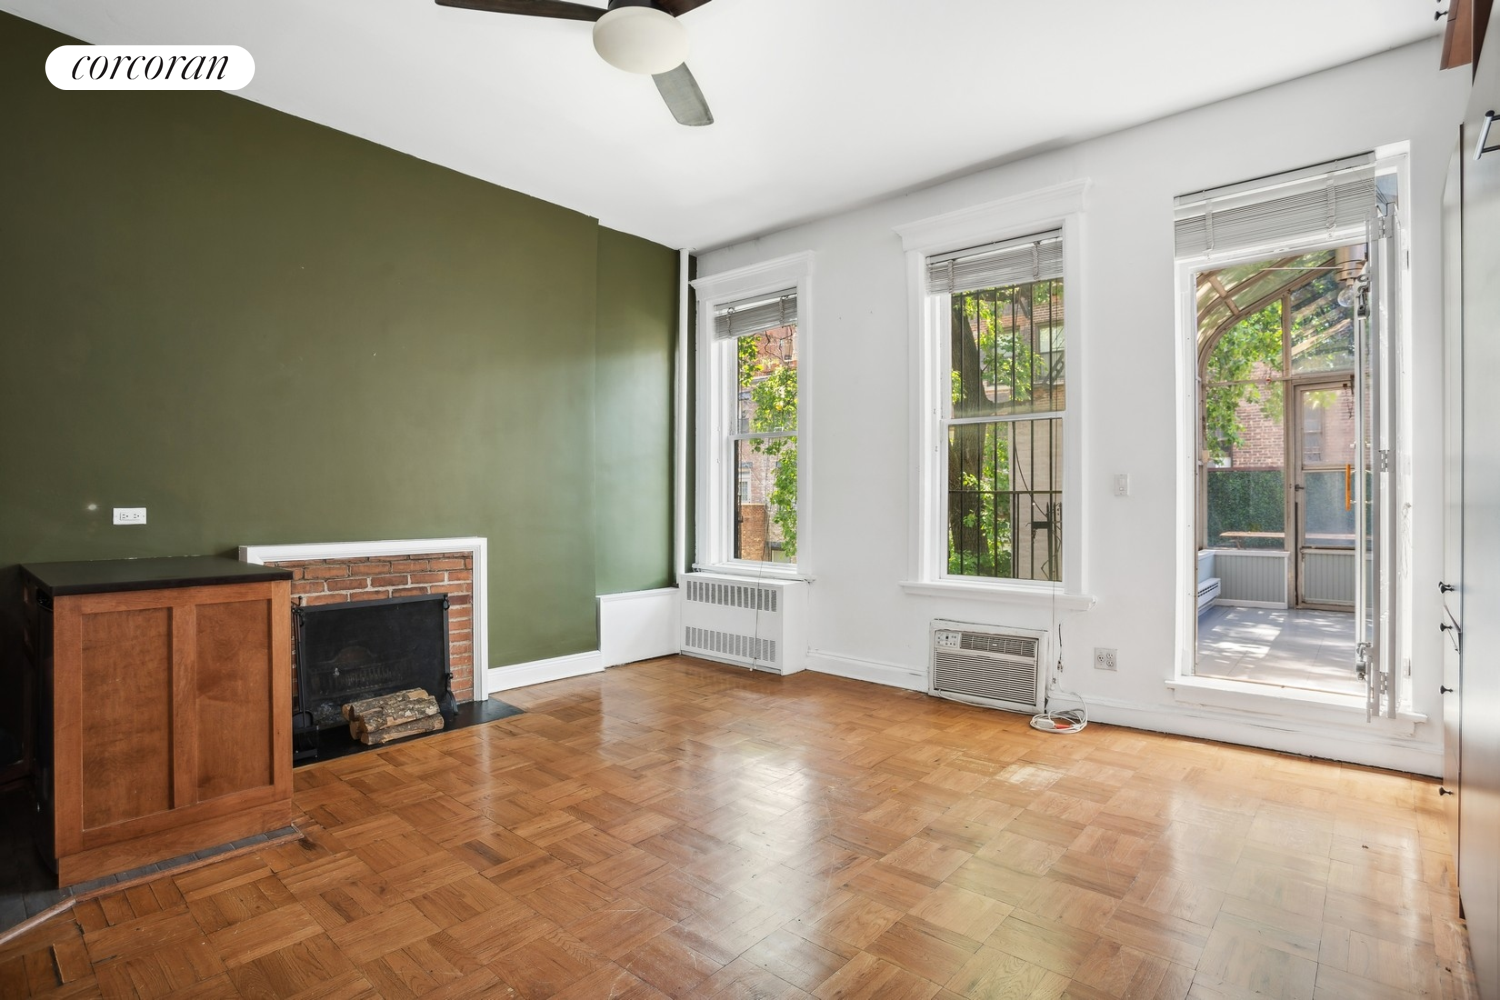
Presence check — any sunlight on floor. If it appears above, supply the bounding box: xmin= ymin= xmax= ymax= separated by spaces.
xmin=1196 ymin=605 xmax=1363 ymax=696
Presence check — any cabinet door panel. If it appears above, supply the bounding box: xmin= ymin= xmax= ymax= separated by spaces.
xmin=1443 ymin=136 xmax=1464 ymax=868
xmin=1461 ymin=27 xmax=1500 ymax=995
xmin=79 ymin=607 xmax=173 ymax=830
xmin=195 ymin=598 xmax=274 ymax=802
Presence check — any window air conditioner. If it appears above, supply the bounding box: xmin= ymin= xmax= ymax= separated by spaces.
xmin=929 ymin=619 xmax=1047 ymax=714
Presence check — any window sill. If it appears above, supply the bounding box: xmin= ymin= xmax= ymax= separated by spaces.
xmin=899 ymin=580 xmax=1095 ymax=610
xmin=691 ymin=563 xmax=811 ymax=583
xmin=1167 ymin=676 xmax=1426 ymax=733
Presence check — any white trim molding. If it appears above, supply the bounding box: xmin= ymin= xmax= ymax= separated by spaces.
xmin=1087 ymin=691 xmax=1441 ymax=776
xmin=895 ymin=179 xmax=1091 ymax=255
xmin=805 ymin=649 xmax=926 ymax=692
xmin=239 ymin=536 xmax=490 ymax=699
xmin=1169 ymin=676 xmax=1428 ymax=730
xmin=899 ymin=580 xmax=1095 ymax=610
xmin=691 ymin=250 xmax=816 ymax=302
xmin=487 ymin=651 xmax=604 ymax=693
xmin=599 ymin=588 xmax=680 ymax=667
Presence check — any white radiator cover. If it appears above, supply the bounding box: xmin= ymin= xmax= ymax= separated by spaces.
xmin=1197 ymin=576 xmax=1222 ymax=612
xmin=929 ymin=619 xmax=1047 ymax=714
xmin=680 ymin=572 xmax=808 ymax=674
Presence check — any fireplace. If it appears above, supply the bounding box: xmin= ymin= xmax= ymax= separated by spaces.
xmin=293 ymin=595 xmax=457 ymax=741
xmin=240 ymin=539 xmax=486 ymax=702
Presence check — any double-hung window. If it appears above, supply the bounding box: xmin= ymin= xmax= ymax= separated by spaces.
xmin=693 ymin=253 xmax=812 ymax=574
xmin=719 ymin=291 xmax=798 ymax=564
xmin=932 ymin=233 xmax=1067 ymax=582
xmin=897 ymin=180 xmax=1087 ymax=603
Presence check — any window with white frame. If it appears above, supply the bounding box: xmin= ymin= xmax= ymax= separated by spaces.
xmin=898 ymin=182 xmax=1087 ymax=603
xmin=930 ymin=233 xmax=1066 ymax=582
xmin=693 ymin=253 xmax=811 ymax=573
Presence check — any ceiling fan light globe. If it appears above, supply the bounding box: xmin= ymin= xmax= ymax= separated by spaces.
xmin=592 ymin=6 xmax=688 ymax=75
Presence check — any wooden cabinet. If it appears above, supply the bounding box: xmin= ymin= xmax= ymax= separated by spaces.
xmin=1445 ymin=15 xmax=1500 ymax=995
xmin=22 ymin=557 xmax=293 ymax=886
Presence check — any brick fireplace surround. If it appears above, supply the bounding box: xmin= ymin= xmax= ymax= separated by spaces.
xmin=274 ymin=554 xmax=474 ymax=702
xmin=240 ymin=539 xmax=489 ymax=703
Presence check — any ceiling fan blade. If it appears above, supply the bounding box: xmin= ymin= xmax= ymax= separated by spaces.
xmin=653 ymin=62 xmax=713 ymax=126
xmin=656 ymin=0 xmax=715 ymax=15
xmin=434 ymin=0 xmax=603 ymax=21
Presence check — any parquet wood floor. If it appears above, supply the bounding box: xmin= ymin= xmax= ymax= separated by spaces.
xmin=0 ymin=656 xmax=1478 ymax=999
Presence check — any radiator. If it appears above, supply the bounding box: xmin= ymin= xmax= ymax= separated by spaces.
xmin=680 ymin=573 xmax=807 ymax=674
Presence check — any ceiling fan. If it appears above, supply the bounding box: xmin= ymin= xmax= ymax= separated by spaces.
xmin=434 ymin=0 xmax=717 ymax=126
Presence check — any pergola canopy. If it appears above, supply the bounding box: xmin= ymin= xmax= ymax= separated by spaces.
xmin=1196 ymin=246 xmax=1365 ymax=367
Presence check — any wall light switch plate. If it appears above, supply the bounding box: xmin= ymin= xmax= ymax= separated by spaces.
xmin=113 ymin=507 xmax=147 ymax=525
xmin=1113 ymin=474 xmax=1130 ymax=497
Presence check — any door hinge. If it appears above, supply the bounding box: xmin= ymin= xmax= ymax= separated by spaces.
xmin=1375 ymin=215 xmax=1395 ymax=240
xmin=1378 ymin=450 xmax=1391 ymax=472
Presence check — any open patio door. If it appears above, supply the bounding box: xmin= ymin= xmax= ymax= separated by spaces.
xmin=1179 ymin=152 xmax=1407 ymax=715
xmin=1358 ymin=194 xmax=1402 ymax=720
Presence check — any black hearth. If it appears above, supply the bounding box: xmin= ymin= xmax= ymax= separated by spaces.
xmin=293 ymin=594 xmax=457 ymax=756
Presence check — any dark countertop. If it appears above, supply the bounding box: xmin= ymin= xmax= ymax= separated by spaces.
xmin=21 ymin=556 xmax=293 ymax=596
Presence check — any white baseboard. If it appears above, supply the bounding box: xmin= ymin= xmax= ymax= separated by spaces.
xmin=802 ymin=648 xmax=1440 ymax=776
xmin=1081 ymin=693 xmax=1443 ymax=776
xmin=486 ymin=651 xmax=604 ymax=693
xmin=806 ymin=649 xmax=926 ymax=691
xmin=599 ymin=588 xmax=680 ymax=668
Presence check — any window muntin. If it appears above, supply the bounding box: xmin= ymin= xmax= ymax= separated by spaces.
xmin=937 ymin=233 xmax=1065 ymax=584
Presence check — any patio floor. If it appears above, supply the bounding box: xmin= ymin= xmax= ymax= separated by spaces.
xmin=1196 ymin=605 xmax=1363 ymax=696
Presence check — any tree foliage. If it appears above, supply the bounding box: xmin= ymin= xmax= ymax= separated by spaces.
xmin=738 ymin=332 xmax=798 ymax=559
xmin=1203 ymin=301 xmax=1283 ymax=463
xmin=947 ymin=281 xmax=1062 ymax=580
xmin=1201 ymin=270 xmax=1355 ymax=463
xmin=1205 ymin=470 xmax=1284 ymax=548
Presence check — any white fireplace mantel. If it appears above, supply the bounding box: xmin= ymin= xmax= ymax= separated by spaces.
xmin=239 ymin=537 xmax=490 ymax=699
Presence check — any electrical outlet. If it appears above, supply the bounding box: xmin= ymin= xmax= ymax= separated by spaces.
xmin=113 ymin=507 xmax=147 ymax=525
xmin=1093 ymin=647 xmax=1117 ymax=671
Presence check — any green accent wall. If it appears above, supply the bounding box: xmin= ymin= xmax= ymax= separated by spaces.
xmin=0 ymin=12 xmax=679 ymax=732
xmin=594 ymin=230 xmax=676 ymax=596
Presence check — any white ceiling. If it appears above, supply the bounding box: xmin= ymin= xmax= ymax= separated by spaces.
xmin=5 ymin=0 xmax=1440 ymax=250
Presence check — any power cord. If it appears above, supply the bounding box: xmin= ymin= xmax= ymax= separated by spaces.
xmin=1030 ymin=622 xmax=1089 ymax=734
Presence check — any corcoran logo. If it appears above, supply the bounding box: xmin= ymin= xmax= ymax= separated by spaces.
xmin=46 ymin=45 xmax=255 ymax=91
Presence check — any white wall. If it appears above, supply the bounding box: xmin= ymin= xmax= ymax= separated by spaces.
xmin=698 ymin=39 xmax=1467 ymax=775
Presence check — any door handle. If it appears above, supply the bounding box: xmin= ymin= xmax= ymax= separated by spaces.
xmin=1441 ymin=685 xmax=1454 ymax=694
xmin=1345 ymin=464 xmax=1353 ymax=511
xmin=1440 ymin=787 xmax=1455 ymax=796
xmin=1440 ymin=581 xmax=1456 ymax=593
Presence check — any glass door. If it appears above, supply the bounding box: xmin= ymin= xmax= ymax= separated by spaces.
xmin=1294 ymin=382 xmax=1358 ymax=609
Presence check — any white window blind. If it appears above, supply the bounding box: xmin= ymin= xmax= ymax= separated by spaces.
xmin=926 ymin=231 xmax=1063 ymax=295
xmin=713 ymin=289 xmax=797 ymax=340
xmin=1174 ymin=154 xmax=1377 ymax=259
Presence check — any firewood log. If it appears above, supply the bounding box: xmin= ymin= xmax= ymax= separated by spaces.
xmin=341 ymin=688 xmax=431 ymax=721
xmin=349 ymin=698 xmax=439 ymax=738
xmin=358 ymin=713 xmax=445 ymax=746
